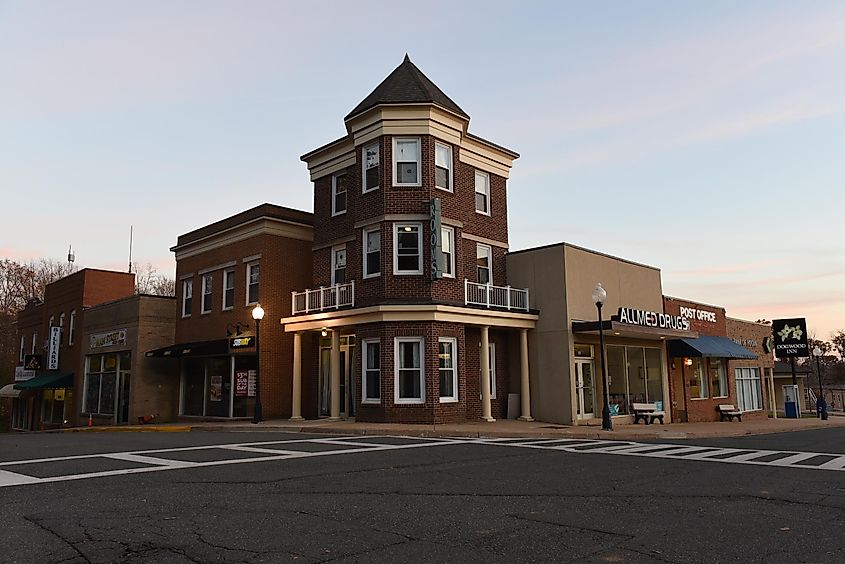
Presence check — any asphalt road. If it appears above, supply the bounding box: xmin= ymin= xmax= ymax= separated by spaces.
xmin=0 ymin=429 xmax=843 ymax=563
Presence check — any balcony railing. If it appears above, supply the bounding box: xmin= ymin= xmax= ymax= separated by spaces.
xmin=465 ymin=279 xmax=529 ymax=311
xmin=292 ymin=280 xmax=355 ymax=315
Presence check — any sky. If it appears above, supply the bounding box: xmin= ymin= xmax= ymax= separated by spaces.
xmin=1 ymin=1 xmax=844 ymax=339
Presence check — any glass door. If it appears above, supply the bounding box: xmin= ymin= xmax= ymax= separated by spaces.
xmin=575 ymin=359 xmax=595 ymax=419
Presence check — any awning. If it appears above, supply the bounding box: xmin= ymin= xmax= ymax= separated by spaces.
xmin=0 ymin=384 xmax=22 ymax=398
xmin=146 ymin=339 xmax=229 ymax=358
xmin=14 ymin=372 xmax=74 ymax=390
xmin=667 ymin=336 xmax=757 ymax=359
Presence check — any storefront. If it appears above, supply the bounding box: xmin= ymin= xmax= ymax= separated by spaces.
xmin=11 ymin=371 xmax=74 ymax=430
xmin=726 ymin=317 xmax=775 ymax=419
xmin=507 ymin=243 xmax=690 ymax=425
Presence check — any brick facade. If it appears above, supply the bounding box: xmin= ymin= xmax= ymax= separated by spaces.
xmin=726 ymin=318 xmax=774 ymax=421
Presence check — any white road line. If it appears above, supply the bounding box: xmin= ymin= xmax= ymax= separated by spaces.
xmin=817 ymin=456 xmax=845 ymax=470
xmin=0 ymin=469 xmax=41 ymax=487
xmin=765 ymin=453 xmax=821 ymax=467
xmin=101 ymin=453 xmax=198 ymax=467
xmin=216 ymin=446 xmax=304 ymax=455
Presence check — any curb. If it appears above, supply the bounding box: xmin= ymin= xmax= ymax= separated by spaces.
xmin=50 ymin=425 xmax=192 ymax=433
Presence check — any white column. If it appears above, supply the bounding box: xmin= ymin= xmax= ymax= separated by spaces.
xmin=769 ymin=367 xmax=777 ymax=419
xmin=480 ymin=325 xmax=495 ymax=422
xmin=517 ymin=328 xmax=534 ymax=422
xmin=290 ymin=332 xmax=304 ymax=421
xmin=329 ymin=329 xmax=341 ymax=420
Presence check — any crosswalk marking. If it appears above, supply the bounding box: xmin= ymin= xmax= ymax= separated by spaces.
xmin=102 ymin=453 xmax=198 ymax=467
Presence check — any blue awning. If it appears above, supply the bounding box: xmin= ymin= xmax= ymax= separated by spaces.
xmin=667 ymin=336 xmax=757 ymax=359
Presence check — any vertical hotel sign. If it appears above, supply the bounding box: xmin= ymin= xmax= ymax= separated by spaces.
xmin=430 ymin=197 xmax=443 ymax=280
xmin=772 ymin=318 xmax=809 ymax=358
xmin=48 ymin=326 xmax=62 ymax=370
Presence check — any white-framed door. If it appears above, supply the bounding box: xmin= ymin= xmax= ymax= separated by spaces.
xmin=319 ymin=338 xmax=356 ymax=418
xmin=575 ymin=359 xmax=595 ymax=420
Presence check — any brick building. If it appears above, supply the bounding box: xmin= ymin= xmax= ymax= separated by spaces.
xmin=3 ymin=269 xmax=135 ymax=430
xmin=281 ymin=56 xmax=538 ymax=423
xmin=725 ymin=317 xmax=774 ymax=420
xmin=147 ymin=204 xmax=313 ymax=419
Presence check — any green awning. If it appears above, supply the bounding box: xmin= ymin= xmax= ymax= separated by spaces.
xmin=14 ymin=372 xmax=74 ymax=390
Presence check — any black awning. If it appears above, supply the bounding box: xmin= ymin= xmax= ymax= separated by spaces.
xmin=667 ymin=336 xmax=757 ymax=359
xmin=145 ymin=339 xmax=229 ymax=358
xmin=14 ymin=372 xmax=74 ymax=390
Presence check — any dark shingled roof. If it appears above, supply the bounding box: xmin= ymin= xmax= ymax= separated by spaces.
xmin=345 ymin=54 xmax=469 ymax=121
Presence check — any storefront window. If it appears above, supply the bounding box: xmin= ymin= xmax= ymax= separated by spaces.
xmin=233 ymin=355 xmax=257 ymax=417
xmin=645 ymin=348 xmax=663 ymax=408
xmin=182 ymin=358 xmax=205 ymax=416
xmin=689 ymin=358 xmax=708 ymax=399
xmin=735 ymin=367 xmax=762 ymax=411
xmin=84 ymin=353 xmax=121 ymax=415
xmin=710 ymin=359 xmax=727 ymax=397
xmin=605 ymin=345 xmax=664 ymax=415
xmin=628 ymin=348 xmax=647 ymax=404
xmin=606 ymin=346 xmax=629 ymax=415
xmin=205 ymin=357 xmax=230 ymax=417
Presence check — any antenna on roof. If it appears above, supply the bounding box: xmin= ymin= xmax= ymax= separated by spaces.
xmin=128 ymin=225 xmax=133 ymax=273
xmin=67 ymin=245 xmax=75 ymax=264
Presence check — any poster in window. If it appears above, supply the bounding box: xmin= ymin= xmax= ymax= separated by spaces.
xmin=210 ymin=375 xmax=223 ymax=402
xmin=235 ymin=370 xmax=249 ymax=397
xmin=247 ymin=370 xmax=256 ymax=397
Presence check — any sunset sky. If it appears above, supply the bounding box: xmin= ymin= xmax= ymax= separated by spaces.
xmin=1 ymin=1 xmax=843 ymax=339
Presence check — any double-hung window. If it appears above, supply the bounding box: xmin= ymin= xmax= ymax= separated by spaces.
xmin=710 ymin=358 xmax=727 ymax=397
xmin=31 ymin=332 xmax=37 ymax=355
xmin=735 ymin=367 xmax=762 ymax=412
xmin=363 ymin=227 xmax=381 ymax=278
xmin=182 ymin=280 xmax=193 ymax=317
xmin=476 ymin=244 xmax=492 ymax=284
xmin=362 ymin=339 xmax=381 ymax=404
xmin=395 ymin=337 xmax=424 ymax=404
xmin=68 ymin=310 xmax=76 ymax=345
xmin=475 ymin=171 xmax=490 ymax=214
xmin=393 ymin=138 xmax=421 ymax=186
xmin=394 ymin=223 xmax=422 ymax=275
xmin=246 ymin=263 xmax=260 ymax=305
xmin=202 ymin=274 xmax=213 ymax=314
xmin=332 ymin=173 xmax=347 ymax=216
xmin=223 ymin=270 xmax=235 ymax=310
xmin=439 ymin=337 xmax=458 ymax=402
xmin=441 ymin=226 xmax=455 ymax=277
xmin=331 ymin=246 xmax=347 ymax=285
xmin=362 ymin=143 xmax=379 ymax=192
xmin=435 ymin=142 xmax=452 ymax=191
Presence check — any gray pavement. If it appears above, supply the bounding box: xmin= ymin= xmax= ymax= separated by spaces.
xmin=0 ymin=429 xmax=843 ymax=563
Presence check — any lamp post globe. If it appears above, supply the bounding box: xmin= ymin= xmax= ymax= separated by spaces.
xmin=813 ymin=346 xmax=827 ymax=420
xmin=592 ymin=283 xmax=612 ymax=431
xmin=252 ymin=304 xmax=265 ymax=424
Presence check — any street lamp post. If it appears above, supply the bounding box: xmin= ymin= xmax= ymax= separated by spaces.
xmin=592 ymin=283 xmax=612 ymax=431
xmin=252 ymin=304 xmax=265 ymax=424
xmin=813 ymin=345 xmax=827 ymax=421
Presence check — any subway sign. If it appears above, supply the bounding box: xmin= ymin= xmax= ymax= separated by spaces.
xmin=230 ymin=336 xmax=254 ymax=349
xmin=614 ymin=307 xmax=690 ymax=331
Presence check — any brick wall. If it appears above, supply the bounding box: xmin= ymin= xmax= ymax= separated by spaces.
xmin=726 ymin=318 xmax=774 ymax=421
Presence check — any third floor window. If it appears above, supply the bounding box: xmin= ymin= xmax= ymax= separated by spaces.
xmin=393 ymin=138 xmax=421 ymax=186
xmin=363 ymin=143 xmax=379 ymax=192
xmin=332 ymin=173 xmax=347 ymax=216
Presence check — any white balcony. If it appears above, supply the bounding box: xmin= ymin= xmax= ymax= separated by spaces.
xmin=292 ymin=281 xmax=355 ymax=315
xmin=464 ymin=279 xmax=529 ymax=311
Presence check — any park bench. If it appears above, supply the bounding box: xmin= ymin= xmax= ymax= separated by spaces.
xmin=718 ymin=404 xmax=742 ymax=422
xmin=632 ymin=402 xmax=665 ymax=425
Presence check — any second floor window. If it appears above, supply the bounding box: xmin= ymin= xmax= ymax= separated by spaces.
xmin=69 ymin=310 xmax=76 ymax=345
xmin=475 ymin=171 xmax=490 ymax=214
xmin=441 ymin=226 xmax=455 ymax=278
xmin=202 ymin=274 xmax=213 ymax=313
xmin=223 ymin=270 xmax=235 ymax=310
xmin=364 ymin=227 xmax=381 ymax=278
xmin=394 ymin=223 xmax=422 ymax=275
xmin=393 ymin=138 xmax=421 ymax=186
xmin=363 ymin=143 xmax=379 ymax=192
xmin=477 ymin=244 xmax=492 ymax=284
xmin=31 ymin=331 xmax=37 ymax=354
xmin=19 ymin=335 xmax=24 ymax=362
xmin=435 ymin=142 xmax=452 ymax=191
xmin=182 ymin=280 xmax=193 ymax=317
xmin=332 ymin=246 xmax=347 ymax=285
xmin=332 ymin=173 xmax=347 ymax=216
xmin=247 ymin=263 xmax=260 ymax=305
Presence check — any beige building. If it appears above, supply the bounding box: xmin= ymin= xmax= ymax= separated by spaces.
xmin=506 ymin=243 xmax=692 ymax=425
xmin=81 ymin=295 xmax=178 ymax=424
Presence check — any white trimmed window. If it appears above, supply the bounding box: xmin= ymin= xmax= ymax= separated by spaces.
xmin=475 ymin=170 xmax=490 ymax=214
xmin=393 ymin=138 xmax=421 ymax=186
xmin=736 ymin=367 xmax=763 ymax=412
xmin=439 ymin=337 xmax=458 ymax=402
xmin=362 ymin=339 xmax=381 ymax=403
xmin=363 ymin=227 xmax=381 ymax=278
xmin=201 ymin=274 xmax=213 ymax=314
xmin=69 ymin=310 xmax=76 ymax=345
xmin=476 ymin=244 xmax=492 ymax=284
xmin=31 ymin=332 xmax=37 ymax=354
xmin=710 ymin=358 xmax=727 ymax=398
xmin=223 ymin=270 xmax=235 ymax=310
xmin=246 ymin=263 xmax=260 ymax=305
xmin=435 ymin=142 xmax=452 ymax=191
xmin=362 ymin=143 xmax=380 ymax=192
xmin=689 ymin=358 xmax=708 ymax=399
xmin=332 ymin=173 xmax=347 ymax=216
xmin=441 ymin=226 xmax=455 ymax=278
xmin=394 ymin=223 xmax=423 ymax=275
xmin=395 ymin=337 xmax=424 ymax=404
xmin=479 ymin=342 xmax=497 ymax=399
xmin=182 ymin=279 xmax=193 ymax=317
xmin=19 ymin=334 xmax=25 ymax=362
xmin=59 ymin=313 xmax=65 ymax=343
xmin=49 ymin=315 xmax=54 ymax=328
xmin=331 ymin=246 xmax=347 ymax=285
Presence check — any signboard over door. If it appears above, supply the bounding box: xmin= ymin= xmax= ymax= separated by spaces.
xmin=772 ymin=318 xmax=809 ymax=358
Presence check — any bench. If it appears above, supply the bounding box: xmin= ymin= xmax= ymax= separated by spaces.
xmin=718 ymin=404 xmax=742 ymax=422
xmin=632 ymin=403 xmax=665 ymax=425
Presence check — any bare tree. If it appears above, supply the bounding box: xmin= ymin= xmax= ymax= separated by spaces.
xmin=132 ymin=262 xmax=175 ymax=297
